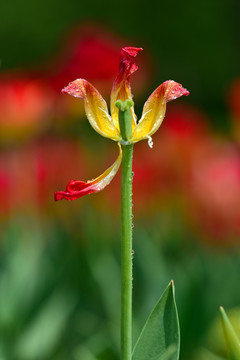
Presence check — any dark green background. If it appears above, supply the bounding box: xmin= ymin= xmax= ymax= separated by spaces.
xmin=1 ymin=0 xmax=239 ymax=113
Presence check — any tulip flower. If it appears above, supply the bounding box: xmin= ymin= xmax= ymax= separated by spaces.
xmin=54 ymin=47 xmax=189 ymax=201
xmin=55 ymin=46 xmax=189 ymax=360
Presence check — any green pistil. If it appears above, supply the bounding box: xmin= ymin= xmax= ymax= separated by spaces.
xmin=115 ymin=99 xmax=133 ymax=142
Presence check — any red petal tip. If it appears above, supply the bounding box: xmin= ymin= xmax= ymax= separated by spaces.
xmin=164 ymin=81 xmax=190 ymax=103
xmin=61 ymin=86 xmax=68 ymax=94
xmin=116 ymin=47 xmax=143 ymax=83
xmin=61 ymin=79 xmax=85 ymax=98
xmin=54 ymin=179 xmax=97 ymax=201
xmin=61 ymin=83 xmax=74 ymax=95
xmin=121 ymin=47 xmax=143 ymax=57
xmin=183 ymin=89 xmax=190 ymax=96
xmin=54 ymin=192 xmax=63 ymax=201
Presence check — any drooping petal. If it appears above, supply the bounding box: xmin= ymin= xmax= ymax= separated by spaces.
xmin=132 ymin=80 xmax=189 ymax=143
xmin=110 ymin=47 xmax=143 ymax=131
xmin=62 ymin=79 xmax=121 ymax=141
xmin=55 ymin=143 xmax=122 ymax=201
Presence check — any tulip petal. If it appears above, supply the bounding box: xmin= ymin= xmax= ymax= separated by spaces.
xmin=110 ymin=47 xmax=143 ymax=131
xmin=132 ymin=80 xmax=189 ymax=142
xmin=55 ymin=143 xmax=122 ymax=201
xmin=62 ymin=79 xmax=121 ymax=140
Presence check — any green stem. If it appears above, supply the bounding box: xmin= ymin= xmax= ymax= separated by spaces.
xmin=121 ymin=143 xmax=134 ymax=360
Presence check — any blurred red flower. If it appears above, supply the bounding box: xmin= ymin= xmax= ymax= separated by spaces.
xmin=0 ymin=24 xmax=151 ymax=140
xmin=188 ymin=140 xmax=240 ymax=241
xmin=0 ymin=138 xmax=86 ymax=216
xmin=0 ymin=76 xmax=54 ymax=142
xmin=46 ymin=24 xmax=151 ymax=120
xmin=106 ymin=104 xmax=209 ymax=214
xmin=48 ymin=24 xmax=150 ymax=94
xmin=157 ymin=104 xmax=210 ymax=180
xmin=36 ymin=138 xmax=86 ymax=207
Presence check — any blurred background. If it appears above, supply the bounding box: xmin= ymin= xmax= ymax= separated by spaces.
xmin=0 ymin=0 xmax=240 ymax=359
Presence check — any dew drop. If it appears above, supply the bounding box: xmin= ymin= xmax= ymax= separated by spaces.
xmin=147 ymin=136 xmax=153 ymax=148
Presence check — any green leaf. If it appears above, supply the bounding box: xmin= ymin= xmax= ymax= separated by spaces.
xmin=132 ymin=281 xmax=180 ymax=360
xmin=156 ymin=344 xmax=177 ymax=360
xmin=220 ymin=307 xmax=240 ymax=360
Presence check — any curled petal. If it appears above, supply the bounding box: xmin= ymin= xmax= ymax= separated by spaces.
xmin=110 ymin=47 xmax=143 ymax=131
xmin=62 ymin=79 xmax=121 ymax=140
xmin=55 ymin=143 xmax=122 ymax=201
xmin=132 ymin=80 xmax=189 ymax=142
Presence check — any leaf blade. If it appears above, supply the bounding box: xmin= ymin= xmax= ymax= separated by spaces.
xmin=132 ymin=281 xmax=180 ymax=360
xmin=220 ymin=306 xmax=240 ymax=360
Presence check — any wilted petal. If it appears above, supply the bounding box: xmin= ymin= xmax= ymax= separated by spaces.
xmin=132 ymin=80 xmax=189 ymax=142
xmin=110 ymin=47 xmax=143 ymax=131
xmin=55 ymin=143 xmax=122 ymax=201
xmin=62 ymin=79 xmax=121 ymax=140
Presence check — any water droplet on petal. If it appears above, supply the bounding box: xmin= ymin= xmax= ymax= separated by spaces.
xmin=147 ymin=136 xmax=153 ymax=148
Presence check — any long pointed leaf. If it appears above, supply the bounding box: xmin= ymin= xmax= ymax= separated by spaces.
xmin=132 ymin=281 xmax=180 ymax=360
xmin=220 ymin=307 xmax=240 ymax=360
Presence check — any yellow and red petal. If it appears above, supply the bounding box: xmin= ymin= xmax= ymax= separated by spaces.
xmin=54 ymin=143 xmax=122 ymax=201
xmin=62 ymin=79 xmax=121 ymax=140
xmin=132 ymin=80 xmax=189 ymax=142
xmin=110 ymin=47 xmax=143 ymax=131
